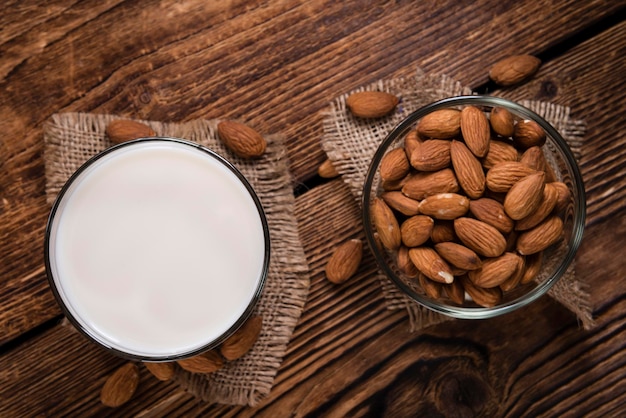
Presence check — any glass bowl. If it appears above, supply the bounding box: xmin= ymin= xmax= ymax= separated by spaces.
xmin=362 ymin=95 xmax=585 ymax=319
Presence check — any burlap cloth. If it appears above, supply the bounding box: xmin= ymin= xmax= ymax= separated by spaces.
xmin=321 ymin=68 xmax=595 ymax=331
xmin=44 ymin=114 xmax=310 ymax=406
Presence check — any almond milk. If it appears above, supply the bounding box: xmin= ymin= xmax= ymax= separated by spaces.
xmin=46 ymin=139 xmax=268 ymax=359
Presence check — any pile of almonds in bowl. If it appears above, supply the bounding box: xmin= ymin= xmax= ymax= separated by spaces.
xmin=362 ymin=95 xmax=585 ymax=318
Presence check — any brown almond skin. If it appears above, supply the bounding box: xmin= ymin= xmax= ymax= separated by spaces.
xmin=220 ymin=315 xmax=264 ymax=360
xmin=318 ymin=159 xmax=339 ymax=179
xmin=454 ymin=217 xmax=507 ymax=258
xmin=418 ymin=273 xmax=443 ymax=299
xmin=517 ymin=215 xmax=563 ymax=255
xmin=460 ymin=106 xmax=491 ymax=157
xmin=402 ymin=168 xmax=459 ymax=200
xmin=217 ymin=120 xmax=267 ymax=158
xmin=380 ymin=148 xmax=410 ymax=182
xmin=552 ymin=181 xmax=571 ymax=213
xmin=106 ymin=119 xmax=156 ymax=144
xmin=417 ymin=109 xmax=461 ymax=139
xmin=401 ymin=215 xmax=434 ymax=247
xmin=461 ymin=276 xmax=503 ymax=307
xmin=325 ymin=239 xmax=363 ymax=284
xmin=430 ymin=221 xmax=456 ymax=243
xmin=469 ymin=198 xmax=514 ymax=234
xmin=397 ymin=246 xmax=419 ymax=278
xmin=490 ymin=107 xmax=515 ymax=137
xmin=404 ymin=129 xmax=423 ymax=159
xmin=418 ymin=193 xmax=470 ymax=220
xmin=435 ymin=242 xmax=481 ymax=271
xmin=504 ymin=172 xmax=546 ymax=220
xmin=100 ymin=363 xmax=140 ymax=407
xmin=371 ymin=197 xmax=402 ymax=251
xmin=177 ymin=350 xmax=224 ymax=374
xmin=450 ymin=140 xmax=486 ymax=199
xmin=444 ymin=280 xmax=466 ymax=305
xmin=489 ymin=54 xmax=541 ymax=86
xmin=486 ymin=161 xmax=537 ymax=193
xmin=468 ymin=252 xmax=520 ymax=288
xmin=482 ymin=139 xmax=519 ymax=169
xmin=500 ymin=254 xmax=526 ymax=292
xmin=408 ymin=247 xmax=454 ymax=284
xmin=515 ymin=182 xmax=559 ymax=230
xmin=521 ymin=252 xmax=543 ymax=284
xmin=346 ymin=91 xmax=398 ymax=118
xmin=513 ymin=119 xmax=546 ymax=149
xmin=381 ymin=191 xmax=420 ymax=216
xmin=410 ymin=139 xmax=451 ymax=171
xmin=144 ymin=362 xmax=175 ymax=382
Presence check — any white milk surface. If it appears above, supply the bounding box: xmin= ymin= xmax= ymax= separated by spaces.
xmin=49 ymin=140 xmax=267 ymax=358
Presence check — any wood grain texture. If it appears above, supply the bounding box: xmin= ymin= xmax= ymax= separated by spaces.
xmin=1 ymin=0 xmax=626 ymax=416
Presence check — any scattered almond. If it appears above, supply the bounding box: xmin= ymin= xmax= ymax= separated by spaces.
xmin=100 ymin=363 xmax=140 ymax=407
xmin=217 ymin=120 xmax=266 ymax=159
xmin=106 ymin=119 xmax=156 ymax=144
xmin=346 ymin=91 xmax=399 ymax=118
xmin=325 ymin=239 xmax=363 ymax=284
xmin=318 ymin=159 xmax=340 ymax=179
xmin=144 ymin=362 xmax=175 ymax=382
xmin=489 ymin=54 xmax=541 ymax=86
xmin=177 ymin=350 xmax=224 ymax=374
xmin=220 ymin=315 xmax=264 ymax=360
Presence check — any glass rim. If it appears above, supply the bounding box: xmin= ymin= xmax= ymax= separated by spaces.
xmin=44 ymin=137 xmax=271 ymax=361
xmin=362 ymin=95 xmax=586 ymax=319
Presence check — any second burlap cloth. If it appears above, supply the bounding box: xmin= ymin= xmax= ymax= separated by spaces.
xmin=321 ymin=68 xmax=595 ymax=331
xmin=44 ymin=114 xmax=310 ymax=406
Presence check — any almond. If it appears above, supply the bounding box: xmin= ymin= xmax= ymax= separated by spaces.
xmin=504 ymin=172 xmax=545 ymax=220
xmin=434 ymin=242 xmax=481 ymax=271
xmin=220 ymin=315 xmax=264 ymax=360
xmin=401 ymin=215 xmax=435 ymax=247
xmin=381 ymin=191 xmax=420 ymax=216
xmin=515 ymin=182 xmax=559 ymax=230
xmin=318 ymin=159 xmax=339 ymax=179
xmin=410 ymin=139 xmax=451 ymax=171
xmin=408 ymin=247 xmax=454 ymax=284
xmin=382 ymin=173 xmax=412 ymax=191
xmin=418 ymin=273 xmax=443 ymax=299
xmin=460 ymin=106 xmax=491 ymax=157
xmin=454 ymin=217 xmax=506 ymax=258
xmin=217 ymin=120 xmax=266 ymax=158
xmin=106 ymin=119 xmax=156 ymax=144
xmin=482 ymin=139 xmax=519 ymax=169
xmin=177 ymin=350 xmax=224 ymax=374
xmin=513 ymin=119 xmax=546 ymax=149
xmin=380 ymin=148 xmax=410 ymax=182
xmin=397 ymin=246 xmax=419 ymax=278
xmin=444 ymin=280 xmax=466 ymax=305
xmin=430 ymin=221 xmax=456 ymax=243
xmin=144 ymin=362 xmax=175 ymax=382
xmin=418 ymin=193 xmax=470 ymax=220
xmin=371 ymin=197 xmax=402 ymax=251
xmin=521 ymin=146 xmax=558 ymax=183
xmin=552 ymin=181 xmax=571 ymax=213
xmin=516 ymin=215 xmax=563 ymax=255
xmin=468 ymin=198 xmax=514 ymax=234
xmin=521 ymin=252 xmax=542 ymax=284
xmin=402 ymin=168 xmax=459 ymax=200
xmin=346 ymin=91 xmax=398 ymax=118
xmin=325 ymin=239 xmax=363 ymax=284
xmin=489 ymin=54 xmax=541 ymax=86
xmin=450 ymin=140 xmax=486 ymax=199
xmin=468 ymin=252 xmax=520 ymax=288
xmin=417 ymin=109 xmax=461 ymax=139
xmin=404 ymin=129 xmax=423 ymax=159
xmin=500 ymin=255 xmax=526 ymax=292
xmin=486 ymin=161 xmax=536 ymax=192
xmin=100 ymin=363 xmax=140 ymax=407
xmin=461 ymin=276 xmax=503 ymax=307
xmin=490 ymin=107 xmax=515 ymax=137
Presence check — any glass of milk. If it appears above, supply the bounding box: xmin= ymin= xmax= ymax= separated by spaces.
xmin=44 ymin=137 xmax=270 ymax=361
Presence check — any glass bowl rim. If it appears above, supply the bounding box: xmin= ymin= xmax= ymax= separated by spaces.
xmin=361 ymin=95 xmax=586 ymax=319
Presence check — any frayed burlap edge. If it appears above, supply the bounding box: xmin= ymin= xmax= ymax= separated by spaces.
xmin=44 ymin=113 xmax=310 ymax=406
xmin=321 ymin=68 xmax=595 ymax=331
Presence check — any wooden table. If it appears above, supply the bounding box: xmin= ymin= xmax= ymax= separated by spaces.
xmin=2 ymin=1 xmax=625 ymax=416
